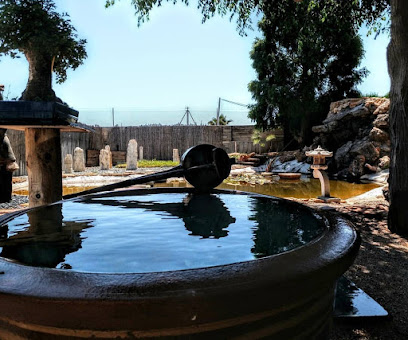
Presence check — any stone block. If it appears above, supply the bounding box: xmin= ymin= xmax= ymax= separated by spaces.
xmin=64 ymin=154 xmax=73 ymax=174
xmin=373 ymin=114 xmax=389 ymax=130
xmin=369 ymin=127 xmax=389 ymax=143
xmin=73 ymin=147 xmax=86 ymax=172
xmin=100 ymin=147 xmax=111 ymax=170
xmin=173 ymin=149 xmax=180 ymax=163
xmin=126 ymin=139 xmax=138 ymax=170
xmin=373 ymin=99 xmax=390 ymax=115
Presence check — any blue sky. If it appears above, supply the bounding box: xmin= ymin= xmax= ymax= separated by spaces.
xmin=0 ymin=0 xmax=391 ymax=125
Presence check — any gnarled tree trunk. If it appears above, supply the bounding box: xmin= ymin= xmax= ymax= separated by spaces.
xmin=21 ymin=50 xmax=56 ymax=101
xmin=387 ymin=0 xmax=408 ymax=235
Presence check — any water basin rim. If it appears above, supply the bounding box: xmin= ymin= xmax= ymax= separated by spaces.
xmin=0 ymin=188 xmax=359 ymax=301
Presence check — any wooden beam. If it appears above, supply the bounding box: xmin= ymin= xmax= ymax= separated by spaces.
xmin=0 ymin=124 xmax=91 ymax=132
xmin=25 ymin=128 xmax=62 ymax=207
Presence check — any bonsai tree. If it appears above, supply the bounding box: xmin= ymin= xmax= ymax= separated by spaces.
xmin=0 ymin=0 xmax=87 ymax=101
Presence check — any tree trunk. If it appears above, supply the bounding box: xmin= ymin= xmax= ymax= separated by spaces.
xmin=387 ymin=0 xmax=408 ymax=235
xmin=21 ymin=51 xmax=56 ymax=102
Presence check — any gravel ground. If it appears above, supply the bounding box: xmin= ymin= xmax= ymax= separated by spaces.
xmin=0 ymin=195 xmax=28 ymax=210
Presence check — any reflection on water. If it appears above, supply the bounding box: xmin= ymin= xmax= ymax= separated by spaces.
xmin=249 ymin=197 xmax=324 ymax=257
xmin=80 ymin=193 xmax=236 ymax=239
xmin=0 ymin=192 xmax=325 ymax=273
xmin=0 ymin=204 xmax=94 ymax=268
xmin=157 ymin=177 xmax=379 ymax=199
xmin=220 ymin=178 xmax=379 ymax=199
xmin=334 ymin=276 xmax=388 ymax=318
xmin=13 ymin=177 xmax=379 ymax=200
xmin=13 ymin=186 xmax=97 ymax=197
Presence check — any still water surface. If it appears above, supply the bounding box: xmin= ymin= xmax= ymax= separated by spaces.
xmin=13 ymin=177 xmax=379 ymax=199
xmin=157 ymin=177 xmax=379 ymax=199
xmin=0 ymin=192 xmax=325 ymax=273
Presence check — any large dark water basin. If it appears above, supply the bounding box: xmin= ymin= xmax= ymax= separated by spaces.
xmin=0 ymin=188 xmax=360 ymax=339
xmin=0 ymin=190 xmax=325 ymax=273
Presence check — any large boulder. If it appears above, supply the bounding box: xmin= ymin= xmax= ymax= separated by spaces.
xmin=311 ymin=97 xmax=390 ymax=180
xmin=373 ymin=114 xmax=389 ymax=130
xmin=334 ymin=141 xmax=353 ymax=170
xmin=348 ymin=155 xmax=366 ymax=180
xmin=369 ymin=127 xmax=389 ymax=143
xmin=349 ymin=137 xmax=380 ymax=163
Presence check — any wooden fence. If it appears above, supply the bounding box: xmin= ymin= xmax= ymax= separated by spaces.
xmin=7 ymin=125 xmax=283 ymax=176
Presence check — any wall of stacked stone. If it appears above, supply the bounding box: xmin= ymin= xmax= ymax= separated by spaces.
xmin=309 ymin=97 xmax=390 ymax=180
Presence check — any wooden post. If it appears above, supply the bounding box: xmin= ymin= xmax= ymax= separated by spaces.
xmin=216 ymin=97 xmax=221 ymax=125
xmin=25 ymin=128 xmax=62 ymax=207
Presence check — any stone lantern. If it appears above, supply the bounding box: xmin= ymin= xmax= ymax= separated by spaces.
xmin=306 ymin=146 xmax=340 ymax=202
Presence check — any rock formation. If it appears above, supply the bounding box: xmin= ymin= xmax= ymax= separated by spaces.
xmin=310 ymin=97 xmax=390 ymax=180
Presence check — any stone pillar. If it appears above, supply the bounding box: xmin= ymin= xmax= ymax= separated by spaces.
xmin=100 ymin=147 xmax=110 ymax=170
xmin=105 ymin=145 xmax=112 ymax=169
xmin=73 ymin=147 xmax=86 ymax=172
xmin=64 ymin=154 xmax=73 ymax=174
xmin=173 ymin=149 xmax=180 ymax=163
xmin=126 ymin=139 xmax=138 ymax=170
xmin=139 ymin=146 xmax=143 ymax=161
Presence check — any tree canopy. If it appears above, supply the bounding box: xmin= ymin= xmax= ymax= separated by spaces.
xmin=248 ymin=0 xmax=367 ymax=146
xmin=0 ymin=0 xmax=87 ymax=101
xmin=106 ymin=0 xmax=390 ymax=35
xmin=106 ymin=0 xmax=259 ymax=35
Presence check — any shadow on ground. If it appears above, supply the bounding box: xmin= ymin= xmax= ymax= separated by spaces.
xmin=329 ymin=202 xmax=408 ymax=339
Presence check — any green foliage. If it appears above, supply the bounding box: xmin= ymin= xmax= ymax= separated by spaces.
xmin=251 ymin=128 xmax=275 ymax=147
xmin=106 ymin=1 xmax=390 ymax=37
xmin=363 ymin=92 xmax=380 ymax=97
xmin=358 ymin=0 xmax=390 ymax=37
xmin=106 ymin=0 xmax=259 ymax=35
xmin=115 ymin=160 xmax=179 ymax=168
xmin=208 ymin=114 xmax=232 ymax=125
xmin=0 ymin=0 xmax=87 ymax=84
xmin=248 ymin=0 xmax=368 ymax=146
xmin=357 ymin=92 xmax=391 ymax=98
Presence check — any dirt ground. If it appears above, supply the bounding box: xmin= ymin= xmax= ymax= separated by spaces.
xmin=296 ymin=197 xmax=408 ymax=340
